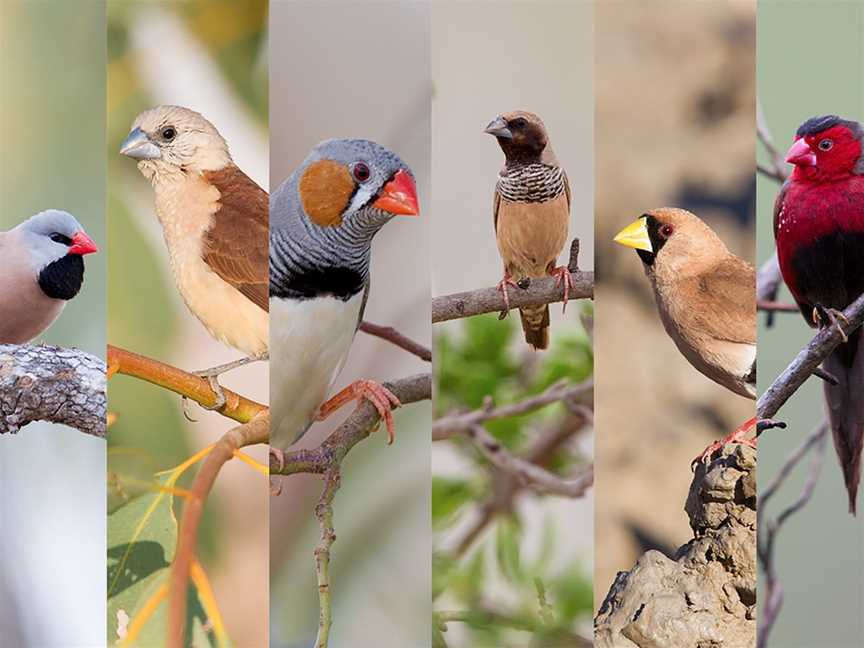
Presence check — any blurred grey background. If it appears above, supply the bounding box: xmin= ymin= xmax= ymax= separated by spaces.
xmin=757 ymin=2 xmax=864 ymax=645
xmin=0 ymin=2 xmax=107 ymax=645
xmin=594 ymin=0 xmax=756 ymax=612
xmin=269 ymin=2 xmax=432 ymax=647
xmin=432 ymin=3 xmax=594 ymax=646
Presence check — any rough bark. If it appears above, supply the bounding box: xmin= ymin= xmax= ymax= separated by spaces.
xmin=595 ymin=445 xmax=756 ymax=648
xmin=0 ymin=344 xmax=106 ymax=437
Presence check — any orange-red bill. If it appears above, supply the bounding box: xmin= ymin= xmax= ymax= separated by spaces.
xmin=373 ymin=169 xmax=419 ymax=216
xmin=69 ymin=230 xmax=99 ymax=255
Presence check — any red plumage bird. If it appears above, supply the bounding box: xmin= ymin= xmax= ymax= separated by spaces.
xmin=775 ymin=114 xmax=864 ymax=514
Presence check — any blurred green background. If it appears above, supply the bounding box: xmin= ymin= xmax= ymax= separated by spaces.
xmin=106 ymin=1 xmax=268 ymax=645
xmin=757 ymin=1 xmax=864 ymax=645
xmin=431 ymin=3 xmax=595 ymax=645
xmin=0 ymin=1 xmax=106 ymax=646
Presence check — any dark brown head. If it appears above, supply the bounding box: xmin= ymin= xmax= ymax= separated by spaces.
xmin=484 ymin=111 xmax=551 ymax=165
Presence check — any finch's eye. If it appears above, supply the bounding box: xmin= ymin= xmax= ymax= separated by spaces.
xmin=161 ymin=127 xmax=177 ymax=141
xmin=512 ymin=118 xmax=527 ymax=128
xmin=660 ymin=224 xmax=674 ymax=238
xmin=818 ymin=139 xmax=833 ymax=151
xmin=50 ymin=233 xmax=72 ymax=245
xmin=353 ymin=162 xmax=371 ymax=183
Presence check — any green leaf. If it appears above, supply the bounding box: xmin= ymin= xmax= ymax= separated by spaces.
xmin=432 ymin=477 xmax=476 ymax=528
xmin=495 ymin=516 xmax=524 ymax=584
xmin=107 ymin=474 xmax=223 ymax=646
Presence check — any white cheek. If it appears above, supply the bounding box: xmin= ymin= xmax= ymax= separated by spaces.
xmin=348 ymin=184 xmax=376 ymax=213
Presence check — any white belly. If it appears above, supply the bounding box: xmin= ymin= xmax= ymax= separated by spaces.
xmin=270 ymin=292 xmax=363 ymax=448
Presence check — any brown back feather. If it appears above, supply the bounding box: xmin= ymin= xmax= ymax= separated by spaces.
xmin=201 ymin=166 xmax=269 ymax=313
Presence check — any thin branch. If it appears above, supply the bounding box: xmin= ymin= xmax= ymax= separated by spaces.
xmin=757 ymin=421 xmax=828 ymax=648
xmin=433 ymin=379 xmax=593 ymax=441
xmin=359 ymin=321 xmax=431 ymax=362
xmin=757 ymin=291 xmax=864 ymax=422
xmin=270 ymin=373 xmax=432 ymax=476
xmin=0 ymin=344 xmax=106 ymax=437
xmin=463 ymin=423 xmax=593 ymax=498
xmin=269 ymin=373 xmax=431 ymax=648
xmin=108 ymin=344 xmax=266 ymax=424
xmin=167 ymin=411 xmax=269 ymax=648
xmin=757 ymin=99 xmax=789 ymax=184
xmin=432 ymin=271 xmax=594 ymax=324
xmin=436 ymin=608 xmax=592 ymax=647
xmin=757 ymin=300 xmax=799 ymax=313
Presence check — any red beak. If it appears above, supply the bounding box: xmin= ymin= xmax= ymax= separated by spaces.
xmin=785 ymin=138 xmax=817 ymax=167
xmin=68 ymin=230 xmax=99 ymax=255
xmin=372 ymin=170 xmax=419 ymax=216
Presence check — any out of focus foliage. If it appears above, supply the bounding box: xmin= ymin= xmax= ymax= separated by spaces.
xmin=433 ymin=311 xmax=593 ymax=646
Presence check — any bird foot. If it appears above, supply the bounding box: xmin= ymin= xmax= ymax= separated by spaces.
xmin=549 ymin=265 xmax=573 ymax=313
xmin=315 ymin=379 xmax=402 ymax=444
xmin=692 ymin=416 xmax=757 ymax=469
xmin=496 ymin=273 xmax=520 ymax=318
xmin=189 ymin=355 xmax=265 ymax=412
xmin=269 ymin=447 xmax=285 ymax=495
xmin=812 ymin=304 xmax=849 ymax=342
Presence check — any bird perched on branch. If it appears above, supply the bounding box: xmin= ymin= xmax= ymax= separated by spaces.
xmin=775 ymin=114 xmax=864 ymax=514
xmin=120 ymin=105 xmax=268 ymax=408
xmin=269 ymin=139 xmax=419 ymax=455
xmin=485 ymin=111 xmax=571 ymax=350
xmin=0 ymin=210 xmax=98 ymax=344
xmin=614 ymin=208 xmax=756 ymax=461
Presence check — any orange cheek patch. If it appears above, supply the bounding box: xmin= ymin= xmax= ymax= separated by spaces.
xmin=299 ymin=160 xmax=354 ymax=227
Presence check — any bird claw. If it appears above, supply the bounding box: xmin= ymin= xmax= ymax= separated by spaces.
xmin=181 ymin=397 xmax=199 ymax=422
xmin=496 ymin=273 xmax=520 ymax=312
xmin=549 ymin=265 xmax=573 ymax=313
xmin=192 ymin=371 xmax=227 ymax=410
xmin=812 ymin=304 xmax=849 ymax=342
xmin=316 ymin=379 xmax=402 ymax=444
xmin=692 ymin=416 xmax=758 ymax=469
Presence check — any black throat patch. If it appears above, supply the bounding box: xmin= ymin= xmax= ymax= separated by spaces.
xmin=270 ymin=265 xmax=365 ymax=302
xmin=636 ymin=214 xmax=669 ymax=267
xmin=38 ymin=255 xmax=85 ymax=300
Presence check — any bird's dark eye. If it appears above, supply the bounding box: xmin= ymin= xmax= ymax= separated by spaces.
xmin=660 ymin=224 xmax=674 ymax=238
xmin=50 ymin=233 xmax=72 ymax=245
xmin=161 ymin=127 xmax=177 ymax=141
xmin=353 ymin=162 xmax=371 ymax=183
xmin=818 ymin=138 xmax=833 ymax=151
xmin=512 ymin=118 xmax=527 ymax=128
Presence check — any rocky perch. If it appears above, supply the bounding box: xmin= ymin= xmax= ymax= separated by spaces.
xmin=595 ymin=444 xmax=756 ymax=648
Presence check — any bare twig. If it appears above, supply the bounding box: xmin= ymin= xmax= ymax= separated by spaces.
xmin=270 ymin=373 xmax=432 ymax=476
xmin=757 ymin=300 xmax=799 ymax=314
xmin=0 ymin=344 xmax=106 ymax=437
xmin=359 ymin=321 xmax=431 ymax=362
xmin=269 ymin=373 xmax=431 ymax=647
xmin=463 ymin=423 xmax=593 ymax=498
xmin=108 ymin=345 xmax=266 ymax=424
xmin=757 ymin=100 xmax=789 ymax=184
xmin=432 ymin=271 xmax=594 ymax=324
xmin=433 ymin=379 xmax=593 ymax=441
xmin=757 ymin=421 xmax=828 ymax=648
xmin=167 ymin=411 xmax=269 ymax=648
xmin=757 ymin=290 xmax=864 ymax=421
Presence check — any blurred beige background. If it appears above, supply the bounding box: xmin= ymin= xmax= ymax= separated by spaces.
xmin=269 ymin=2 xmax=432 ymax=647
xmin=107 ymin=2 xmax=269 ymax=644
xmin=594 ymin=0 xmax=756 ymax=611
xmin=432 ymin=2 xmax=594 ymax=645
xmin=0 ymin=2 xmax=107 ymax=646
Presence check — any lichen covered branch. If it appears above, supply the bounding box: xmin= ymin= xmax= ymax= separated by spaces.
xmin=0 ymin=344 xmax=106 ymax=437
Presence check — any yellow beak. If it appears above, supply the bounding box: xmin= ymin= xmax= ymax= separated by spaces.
xmin=613 ymin=218 xmax=653 ymax=252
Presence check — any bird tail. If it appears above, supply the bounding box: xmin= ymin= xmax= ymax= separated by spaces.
xmin=824 ymin=328 xmax=864 ymax=515
xmin=519 ymin=304 xmax=550 ymax=350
